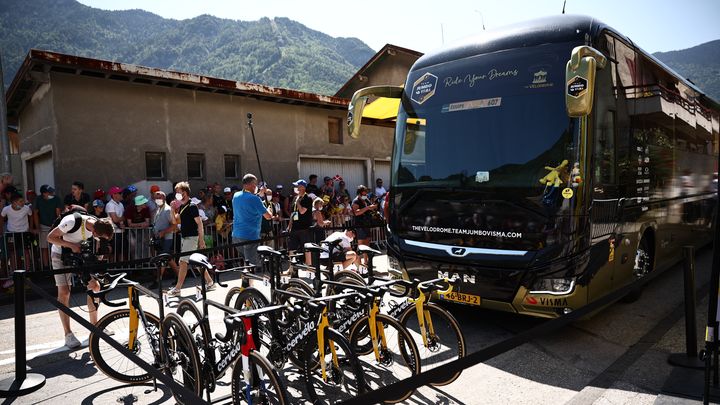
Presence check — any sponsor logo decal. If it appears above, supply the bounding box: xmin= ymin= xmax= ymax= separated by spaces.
xmin=526 ymin=296 xmax=569 ymax=307
xmin=412 ymin=225 xmax=522 ymax=239
xmin=567 ymin=76 xmax=588 ymax=98
xmin=526 ymin=69 xmax=554 ymax=89
xmin=411 ymin=73 xmax=438 ymax=105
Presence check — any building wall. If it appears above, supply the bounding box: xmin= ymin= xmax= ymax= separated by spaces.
xmin=18 ymin=81 xmax=58 ymax=193
xmin=23 ymin=73 xmax=394 ymax=197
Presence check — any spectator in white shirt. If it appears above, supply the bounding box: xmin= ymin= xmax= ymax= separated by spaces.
xmin=105 ymin=186 xmax=126 ymax=261
xmin=374 ymin=178 xmax=387 ymax=201
xmin=1 ymin=193 xmax=33 ymax=269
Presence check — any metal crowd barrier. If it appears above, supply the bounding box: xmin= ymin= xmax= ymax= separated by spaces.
xmin=0 ymin=220 xmax=388 ymax=282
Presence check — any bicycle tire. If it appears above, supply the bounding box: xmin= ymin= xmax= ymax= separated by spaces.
xmin=161 ymin=312 xmax=203 ymax=404
xmin=176 ymin=298 xmax=211 ymax=358
xmin=89 ymin=309 xmax=161 ymax=383
xmin=333 ymin=269 xmax=367 ymax=286
xmin=348 ymin=313 xmax=420 ymax=403
xmin=231 ymin=350 xmax=289 ymax=405
xmin=303 ymin=327 xmax=366 ymax=404
xmin=399 ymin=302 xmax=466 ymax=386
xmin=224 ymin=286 xmax=244 ymax=308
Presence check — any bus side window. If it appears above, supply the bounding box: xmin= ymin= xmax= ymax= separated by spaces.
xmin=593 ymin=110 xmax=616 ymax=195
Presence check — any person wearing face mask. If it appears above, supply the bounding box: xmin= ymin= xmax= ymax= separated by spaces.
xmin=232 ymin=174 xmax=273 ymax=267
xmin=351 ymin=185 xmax=378 ymax=248
xmin=260 ymin=188 xmax=279 ymax=245
xmin=149 ymin=191 xmax=178 ymax=289
xmin=167 ymin=181 xmax=214 ymax=297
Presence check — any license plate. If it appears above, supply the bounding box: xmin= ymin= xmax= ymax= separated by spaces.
xmin=440 ymin=291 xmax=481 ymax=305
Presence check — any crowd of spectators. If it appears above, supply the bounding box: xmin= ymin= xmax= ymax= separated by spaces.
xmin=0 ymin=172 xmax=388 ymax=279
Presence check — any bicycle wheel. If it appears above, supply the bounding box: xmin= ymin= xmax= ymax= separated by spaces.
xmin=176 ymin=299 xmax=210 ymax=355
xmin=161 ymin=312 xmax=202 ymax=404
xmin=89 ymin=309 xmax=161 ymax=383
xmin=303 ymin=328 xmax=366 ymax=404
xmin=348 ymin=313 xmax=420 ymax=403
xmin=231 ymin=350 xmax=289 ymax=405
xmin=333 ymin=269 xmax=367 ymax=286
xmin=225 ymin=286 xmax=244 ymax=307
xmin=399 ymin=302 xmax=466 ymax=386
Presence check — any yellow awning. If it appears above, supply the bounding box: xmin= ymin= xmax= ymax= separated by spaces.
xmin=362 ymin=97 xmax=401 ymax=120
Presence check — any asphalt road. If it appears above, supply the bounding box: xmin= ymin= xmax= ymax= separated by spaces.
xmin=0 ymin=247 xmax=712 ymax=405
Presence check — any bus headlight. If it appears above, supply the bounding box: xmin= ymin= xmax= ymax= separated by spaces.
xmin=530 ymin=277 xmax=575 ymax=295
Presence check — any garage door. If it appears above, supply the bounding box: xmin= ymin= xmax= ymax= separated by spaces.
xmin=32 ymin=153 xmax=54 ymax=194
xmin=299 ymin=158 xmax=366 ymax=198
xmin=374 ymin=160 xmax=391 ymax=188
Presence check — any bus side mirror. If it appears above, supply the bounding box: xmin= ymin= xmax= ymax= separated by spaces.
xmin=565 ymin=46 xmax=607 ymax=117
xmin=348 ymin=85 xmax=403 ymax=139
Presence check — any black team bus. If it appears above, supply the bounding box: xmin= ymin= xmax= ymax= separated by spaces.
xmin=347 ymin=15 xmax=719 ymax=318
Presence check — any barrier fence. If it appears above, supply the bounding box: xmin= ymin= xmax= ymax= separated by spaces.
xmin=0 ymin=217 xmax=387 ymax=278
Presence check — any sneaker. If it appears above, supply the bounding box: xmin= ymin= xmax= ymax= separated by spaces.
xmin=206 ymin=282 xmax=217 ymax=292
xmin=65 ymin=333 xmax=81 ymax=349
xmin=166 ymin=287 xmax=181 ymax=297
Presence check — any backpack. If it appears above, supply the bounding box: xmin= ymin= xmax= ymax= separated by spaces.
xmin=50 ymin=205 xmax=92 ymax=234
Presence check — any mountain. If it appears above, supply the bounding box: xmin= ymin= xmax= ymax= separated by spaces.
xmin=0 ymin=0 xmax=376 ymax=95
xmin=653 ymin=40 xmax=720 ymax=102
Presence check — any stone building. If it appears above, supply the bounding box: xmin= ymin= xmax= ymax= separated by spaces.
xmin=5 ymin=44 xmax=421 ymax=198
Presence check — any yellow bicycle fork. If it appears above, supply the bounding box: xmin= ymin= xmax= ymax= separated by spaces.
xmin=368 ymin=299 xmax=388 ymax=361
xmin=316 ymin=308 xmax=340 ymax=383
xmin=127 ymin=286 xmax=139 ymax=350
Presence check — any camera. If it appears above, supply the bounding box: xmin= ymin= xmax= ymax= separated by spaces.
xmin=61 ymin=239 xmax=99 ymax=267
xmin=149 ymin=236 xmax=162 ymax=251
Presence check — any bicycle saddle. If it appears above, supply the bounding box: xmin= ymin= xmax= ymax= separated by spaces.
xmin=303 ymin=242 xmax=328 ymax=253
xmin=188 ymin=253 xmax=213 ymax=270
xmin=149 ymin=253 xmax=172 ymax=266
xmin=257 ymin=245 xmax=283 ymax=257
xmin=320 ymin=239 xmax=343 ymax=247
xmin=357 ymin=244 xmax=382 ymax=256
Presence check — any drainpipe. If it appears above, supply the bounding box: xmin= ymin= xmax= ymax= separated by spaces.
xmin=0 ymin=53 xmax=10 ymax=174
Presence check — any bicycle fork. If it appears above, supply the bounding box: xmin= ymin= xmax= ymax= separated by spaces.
xmin=317 ymin=310 xmax=339 ymax=383
xmin=413 ymin=291 xmax=435 ymax=348
xmin=369 ymin=301 xmax=388 ymax=362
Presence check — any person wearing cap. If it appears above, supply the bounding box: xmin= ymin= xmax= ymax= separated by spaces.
xmin=105 ymin=186 xmax=126 ymax=261
xmin=223 ymin=187 xmax=234 ymax=221
xmin=92 ymin=199 xmax=107 ymax=218
xmin=150 ymin=190 xmax=178 ymax=289
xmin=125 ymin=195 xmax=150 ymax=229
xmin=122 ymin=185 xmax=138 ymax=209
xmin=146 ymin=185 xmax=161 ymax=216
xmin=168 ymin=181 xmax=214 ymax=297
xmin=33 ymin=185 xmax=63 ymax=267
xmin=64 ymin=181 xmax=91 ymax=211
xmin=93 ymin=188 xmax=105 ymax=202
xmin=288 ymin=179 xmax=314 ymax=264
xmin=232 ymin=174 xmax=273 ymax=266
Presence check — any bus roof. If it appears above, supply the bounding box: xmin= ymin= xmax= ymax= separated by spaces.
xmin=412 ymin=14 xmax=719 ymax=110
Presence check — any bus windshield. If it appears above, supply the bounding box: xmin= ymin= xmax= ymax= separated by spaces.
xmin=394 ymin=42 xmax=580 ymax=196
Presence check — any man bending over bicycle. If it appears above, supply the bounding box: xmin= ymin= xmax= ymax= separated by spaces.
xmin=47 ymin=213 xmax=114 ymax=348
xmin=319 ymin=229 xmax=358 ymax=270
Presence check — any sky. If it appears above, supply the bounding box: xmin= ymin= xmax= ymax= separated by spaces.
xmin=76 ymin=0 xmax=720 ymax=54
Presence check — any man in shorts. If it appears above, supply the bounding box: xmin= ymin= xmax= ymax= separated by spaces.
xmin=166 ymin=182 xmax=214 ymax=297
xmin=149 ymin=190 xmax=178 ymax=289
xmin=47 ymin=213 xmax=114 ymax=348
xmin=319 ymin=229 xmax=357 ymax=270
